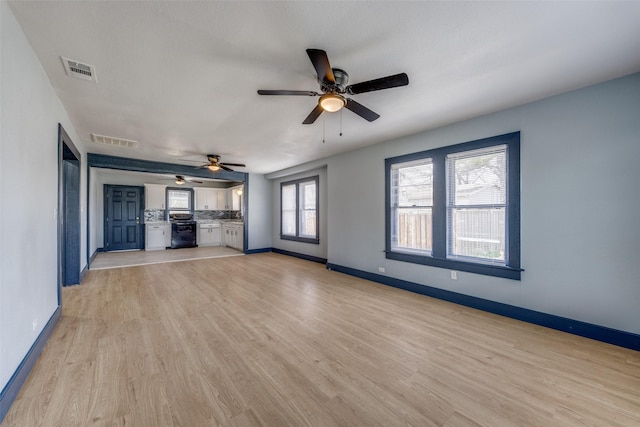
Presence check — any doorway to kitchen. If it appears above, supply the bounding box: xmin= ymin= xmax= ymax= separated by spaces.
xmin=104 ymin=185 xmax=144 ymax=251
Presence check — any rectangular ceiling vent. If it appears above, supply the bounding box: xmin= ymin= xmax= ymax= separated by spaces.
xmin=91 ymin=133 xmax=138 ymax=149
xmin=61 ymin=56 xmax=97 ymax=82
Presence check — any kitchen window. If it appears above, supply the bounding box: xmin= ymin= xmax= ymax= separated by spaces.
xmin=281 ymin=176 xmax=319 ymax=244
xmin=167 ymin=188 xmax=193 ymax=212
xmin=385 ymin=132 xmax=521 ymax=279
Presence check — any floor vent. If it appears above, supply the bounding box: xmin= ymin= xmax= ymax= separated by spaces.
xmin=61 ymin=56 xmax=97 ymax=82
xmin=91 ymin=133 xmax=138 ymax=149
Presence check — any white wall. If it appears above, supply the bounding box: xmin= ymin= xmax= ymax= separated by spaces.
xmin=269 ymin=166 xmax=328 ymax=260
xmin=1 ymin=3 xmax=86 ymax=390
xmin=325 ymin=73 xmax=640 ymax=335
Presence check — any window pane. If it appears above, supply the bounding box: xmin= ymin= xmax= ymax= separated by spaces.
xmin=299 ymin=180 xmax=317 ymax=238
xmin=168 ymin=190 xmax=190 ymax=210
xmin=282 ymin=184 xmax=296 ymax=210
xmin=392 ymin=207 xmax=432 ymax=253
xmin=449 ymin=146 xmax=506 ymax=206
xmin=300 ymin=181 xmax=316 ymax=210
xmin=282 ymin=210 xmax=296 ymax=235
xmin=450 ymin=207 xmax=505 ymax=261
xmin=299 ymin=210 xmax=317 ymax=238
xmin=393 ymin=160 xmax=433 ymax=207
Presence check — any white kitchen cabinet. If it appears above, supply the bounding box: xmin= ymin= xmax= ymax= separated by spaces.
xmin=144 ymin=184 xmax=167 ymax=209
xmin=223 ymin=223 xmax=243 ymax=251
xmin=145 ymin=223 xmax=168 ymax=250
xmin=198 ymin=223 xmax=222 ymax=246
xmin=195 ymin=188 xmax=218 ymax=210
xmin=217 ymin=189 xmax=229 ymax=210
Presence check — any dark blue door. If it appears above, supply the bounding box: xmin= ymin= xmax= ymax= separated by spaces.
xmin=105 ymin=185 xmax=143 ymax=251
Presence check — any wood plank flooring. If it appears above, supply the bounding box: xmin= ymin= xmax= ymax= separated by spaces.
xmin=3 ymin=252 xmax=639 ymax=426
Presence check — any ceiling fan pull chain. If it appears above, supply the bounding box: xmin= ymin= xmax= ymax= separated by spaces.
xmin=340 ymin=109 xmax=343 ymax=137
xmin=323 ymin=117 xmax=326 ymax=143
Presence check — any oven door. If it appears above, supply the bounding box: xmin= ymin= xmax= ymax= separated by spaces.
xmin=171 ymin=222 xmax=196 ymax=249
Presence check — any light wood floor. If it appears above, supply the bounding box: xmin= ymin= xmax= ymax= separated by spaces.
xmin=3 ymin=253 xmax=639 ymax=426
xmin=90 ymin=246 xmax=244 ymax=269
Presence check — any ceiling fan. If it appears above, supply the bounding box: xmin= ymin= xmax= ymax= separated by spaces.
xmin=201 ymin=154 xmax=246 ymax=172
xmin=258 ymin=48 xmax=409 ymax=124
xmin=173 ymin=175 xmax=203 ymax=185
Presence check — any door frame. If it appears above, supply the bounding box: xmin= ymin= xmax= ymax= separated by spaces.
xmin=58 ymin=124 xmax=82 ymax=291
xmin=103 ymin=184 xmax=145 ymax=251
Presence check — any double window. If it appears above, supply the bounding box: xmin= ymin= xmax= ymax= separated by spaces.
xmin=280 ymin=176 xmax=319 ymax=244
xmin=386 ymin=132 xmax=521 ymax=279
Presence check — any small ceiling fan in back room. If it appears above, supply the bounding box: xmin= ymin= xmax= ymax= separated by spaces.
xmin=257 ymin=49 xmax=409 ymax=124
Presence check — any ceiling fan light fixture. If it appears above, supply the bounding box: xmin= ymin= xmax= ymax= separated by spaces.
xmin=175 ymin=177 xmax=185 ymax=185
xmin=208 ymin=164 xmax=221 ymax=172
xmin=319 ymin=93 xmax=346 ymax=112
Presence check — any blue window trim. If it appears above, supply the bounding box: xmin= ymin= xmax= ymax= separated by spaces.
xmin=385 ymin=132 xmax=522 ymax=280
xmin=280 ymin=175 xmax=320 ymax=244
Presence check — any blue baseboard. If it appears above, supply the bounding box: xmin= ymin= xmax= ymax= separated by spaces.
xmin=244 ymin=247 xmax=272 ymax=255
xmin=326 ymin=263 xmax=640 ymax=352
xmin=0 ymin=306 xmax=62 ymax=424
xmin=272 ymin=248 xmax=327 ymax=264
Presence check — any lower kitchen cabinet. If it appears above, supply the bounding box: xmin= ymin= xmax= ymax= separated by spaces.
xmin=198 ymin=223 xmax=222 ymax=246
xmin=145 ymin=223 xmax=169 ymax=250
xmin=222 ymin=223 xmax=243 ymax=251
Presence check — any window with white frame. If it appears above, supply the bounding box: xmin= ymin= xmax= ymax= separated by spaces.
xmin=281 ymin=176 xmax=319 ymax=244
xmin=385 ymin=132 xmax=521 ymax=279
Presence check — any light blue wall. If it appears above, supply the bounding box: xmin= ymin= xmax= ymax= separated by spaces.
xmin=324 ymin=73 xmax=640 ymax=334
xmin=246 ymin=173 xmax=272 ymax=250
xmin=1 ymin=3 xmax=86 ymax=391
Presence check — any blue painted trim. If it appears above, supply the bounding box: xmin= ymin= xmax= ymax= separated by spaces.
xmin=79 ymin=265 xmax=88 ymax=283
xmin=245 ymin=247 xmax=272 ymax=255
xmin=0 ymin=306 xmax=62 ymax=424
xmin=272 ymin=248 xmax=327 ymax=264
xmin=243 ymin=175 xmax=249 ymax=252
xmin=326 ymin=263 xmax=640 ymax=352
xmin=88 ymin=153 xmax=247 ymax=183
xmin=384 ymin=131 xmax=521 ymax=280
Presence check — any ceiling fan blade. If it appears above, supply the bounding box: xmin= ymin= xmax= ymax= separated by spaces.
xmin=258 ymin=89 xmax=319 ymax=96
xmin=190 ymin=180 xmax=204 ymax=184
xmin=345 ymin=99 xmax=380 ymax=122
xmin=221 ymin=162 xmax=246 ymax=167
xmin=220 ymin=164 xmax=234 ymax=172
xmin=346 ymin=72 xmax=409 ymax=94
xmin=302 ymin=104 xmax=324 ymax=124
xmin=306 ymin=49 xmax=335 ymax=84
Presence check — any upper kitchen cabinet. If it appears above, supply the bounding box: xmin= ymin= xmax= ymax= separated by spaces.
xmin=144 ymin=184 xmax=167 ymax=209
xmin=217 ymin=189 xmax=229 ymax=210
xmin=195 ymin=187 xmax=218 ymax=210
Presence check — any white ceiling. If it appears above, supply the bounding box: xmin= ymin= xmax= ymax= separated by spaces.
xmin=9 ymin=1 xmax=640 ymax=175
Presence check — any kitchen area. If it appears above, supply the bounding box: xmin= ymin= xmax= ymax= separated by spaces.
xmin=143 ymin=183 xmax=245 ymax=252
xmin=87 ymin=164 xmax=255 ymax=270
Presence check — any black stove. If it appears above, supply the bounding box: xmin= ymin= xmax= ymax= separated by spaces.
xmin=169 ymin=213 xmax=197 ymax=248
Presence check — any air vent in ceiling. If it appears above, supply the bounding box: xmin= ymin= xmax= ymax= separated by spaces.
xmin=61 ymin=56 xmax=97 ymax=82
xmin=91 ymin=133 xmax=138 ymax=149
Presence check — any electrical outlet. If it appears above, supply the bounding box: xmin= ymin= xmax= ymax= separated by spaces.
xmin=378 ymin=267 xmax=385 ymax=273
xmin=32 ymin=318 xmax=38 ymax=331
xmin=450 ymin=271 xmax=457 ymax=280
